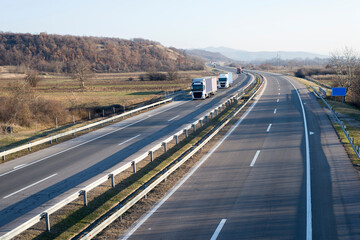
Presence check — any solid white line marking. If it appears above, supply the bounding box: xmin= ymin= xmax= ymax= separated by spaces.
xmin=286 ymin=78 xmax=312 ymax=240
xmin=196 ymin=103 xmax=204 ymax=107
xmin=266 ymin=124 xmax=272 ymax=132
xmin=118 ymin=134 xmax=141 ymax=146
xmin=274 ymin=109 xmax=277 ymax=114
xmin=121 ymin=76 xmax=268 ymax=240
xmin=309 ymin=131 xmax=314 ymax=135
xmin=250 ymin=150 xmax=260 ymax=167
xmin=3 ymin=173 xmax=58 ymax=199
xmin=277 ymin=99 xmax=279 ymax=103
xmin=168 ymin=115 xmax=180 ymax=121
xmin=278 ymin=88 xmax=280 ymax=91
xmin=210 ymin=219 xmax=227 ymax=240
xmin=0 ymin=102 xmax=187 ymax=178
xmin=14 ymin=164 xmax=26 ymax=169
xmin=278 ymin=92 xmax=280 ymax=95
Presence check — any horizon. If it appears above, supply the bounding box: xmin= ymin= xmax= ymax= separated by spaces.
xmin=1 ymin=0 xmax=360 ymax=55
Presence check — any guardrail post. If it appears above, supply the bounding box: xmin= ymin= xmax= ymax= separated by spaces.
xmin=174 ymin=135 xmax=179 ymax=144
xmin=215 ymin=109 xmax=218 ymax=115
xmin=28 ymin=143 xmax=31 ymax=151
xmin=109 ymin=174 xmax=115 ymax=188
xmin=2 ymin=155 xmax=5 ymax=161
xmin=346 ymin=131 xmax=350 ymax=136
xmin=184 ymin=129 xmax=188 ymax=138
xmin=163 ymin=142 xmax=167 ymax=152
xmin=351 ymin=137 xmax=354 ymax=144
xmin=344 ymin=125 xmax=347 ymax=130
xmin=192 ymin=124 xmax=196 ymax=132
xmin=149 ymin=151 xmax=154 ymax=162
xmin=81 ymin=190 xmax=88 ymax=206
xmin=200 ymin=119 xmax=203 ymax=127
xmin=210 ymin=112 xmax=213 ymax=119
xmin=41 ymin=212 xmax=51 ymax=232
xmin=356 ymin=146 xmax=359 ymax=153
xmin=132 ymin=161 xmax=136 ymax=173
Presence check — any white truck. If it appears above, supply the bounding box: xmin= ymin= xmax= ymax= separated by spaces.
xmin=218 ymin=72 xmax=233 ymax=88
xmin=191 ymin=76 xmax=217 ymax=100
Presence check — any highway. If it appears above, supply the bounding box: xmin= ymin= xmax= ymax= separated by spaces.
xmin=122 ymin=71 xmax=360 ymax=239
xmin=0 ymin=70 xmax=250 ymax=232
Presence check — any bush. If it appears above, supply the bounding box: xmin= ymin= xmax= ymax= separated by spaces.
xmin=24 ymin=70 xmax=42 ymax=87
xmin=0 ymin=82 xmax=68 ymax=128
xmin=295 ymin=68 xmax=306 ymax=78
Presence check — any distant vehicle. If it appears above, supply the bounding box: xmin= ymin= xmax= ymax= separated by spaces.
xmin=237 ymin=67 xmax=242 ymax=74
xmin=192 ymin=76 xmax=217 ymax=100
xmin=218 ymin=72 xmax=233 ymax=88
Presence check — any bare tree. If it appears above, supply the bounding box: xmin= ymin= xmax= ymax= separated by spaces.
xmin=167 ymin=67 xmax=179 ymax=81
xmin=70 ymin=59 xmax=93 ymax=88
xmin=330 ymin=47 xmax=359 ymax=88
xmin=24 ymin=70 xmax=42 ymax=87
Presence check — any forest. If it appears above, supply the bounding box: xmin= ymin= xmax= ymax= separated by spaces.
xmin=0 ymin=32 xmax=204 ymax=73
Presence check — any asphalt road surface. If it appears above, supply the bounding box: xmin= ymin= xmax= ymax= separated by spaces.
xmin=122 ymin=71 xmax=360 ymax=240
xmin=0 ymin=71 xmax=250 ymax=233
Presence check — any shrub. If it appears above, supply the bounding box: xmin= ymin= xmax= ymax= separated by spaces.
xmin=146 ymin=72 xmax=167 ymax=81
xmin=295 ymin=68 xmax=306 ymax=78
xmin=24 ymin=70 xmax=42 ymax=87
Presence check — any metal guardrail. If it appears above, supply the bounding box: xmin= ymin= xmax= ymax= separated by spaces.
xmin=311 ymin=86 xmax=360 ymax=160
xmin=0 ymin=74 xmax=256 ymax=240
xmin=78 ymin=73 xmax=264 ymax=240
xmin=1 ymin=98 xmax=174 ymax=161
xmin=305 ymin=77 xmax=331 ymax=89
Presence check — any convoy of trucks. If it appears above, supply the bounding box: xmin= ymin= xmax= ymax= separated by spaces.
xmin=191 ymin=76 xmax=217 ymax=100
xmin=218 ymin=72 xmax=233 ymax=88
xmin=191 ymin=66 xmax=242 ymax=100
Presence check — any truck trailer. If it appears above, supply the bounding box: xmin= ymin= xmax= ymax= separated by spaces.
xmin=191 ymin=76 xmax=217 ymax=100
xmin=236 ymin=67 xmax=242 ymax=74
xmin=218 ymin=72 xmax=233 ymax=88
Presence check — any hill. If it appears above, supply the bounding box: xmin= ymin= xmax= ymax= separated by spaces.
xmin=185 ymin=49 xmax=235 ymax=63
xmin=0 ymin=33 xmax=204 ymax=73
xmin=202 ymin=46 xmax=328 ymax=62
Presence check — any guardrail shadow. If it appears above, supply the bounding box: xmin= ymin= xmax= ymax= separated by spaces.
xmin=0 ymin=136 xmax=150 ymax=230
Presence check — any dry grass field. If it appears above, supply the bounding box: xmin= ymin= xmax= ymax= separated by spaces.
xmin=0 ymin=66 xmax=214 ymax=149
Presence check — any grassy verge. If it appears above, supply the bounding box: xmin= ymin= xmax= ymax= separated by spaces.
xmin=290 ymin=76 xmax=360 ymax=167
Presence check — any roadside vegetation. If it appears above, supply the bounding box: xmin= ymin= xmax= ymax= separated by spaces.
xmin=0 ymin=67 xmax=209 ymax=151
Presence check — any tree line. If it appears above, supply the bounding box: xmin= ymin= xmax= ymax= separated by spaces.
xmin=0 ymin=32 xmax=204 ymax=73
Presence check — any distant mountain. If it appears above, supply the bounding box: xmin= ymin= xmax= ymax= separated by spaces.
xmin=185 ymin=49 xmax=235 ymax=63
xmin=201 ymin=47 xmax=328 ymax=62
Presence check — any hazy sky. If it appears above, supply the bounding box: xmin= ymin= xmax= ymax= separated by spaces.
xmin=1 ymin=0 xmax=359 ymax=55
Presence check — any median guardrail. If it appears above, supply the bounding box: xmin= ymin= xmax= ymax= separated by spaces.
xmin=0 ymin=73 xmax=257 ymax=240
xmin=78 ymin=73 xmax=264 ymax=240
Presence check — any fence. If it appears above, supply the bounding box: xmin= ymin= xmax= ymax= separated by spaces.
xmin=0 ymin=73 xmax=257 ymax=240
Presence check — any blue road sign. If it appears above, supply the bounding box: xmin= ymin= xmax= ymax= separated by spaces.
xmin=332 ymin=87 xmax=346 ymax=96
